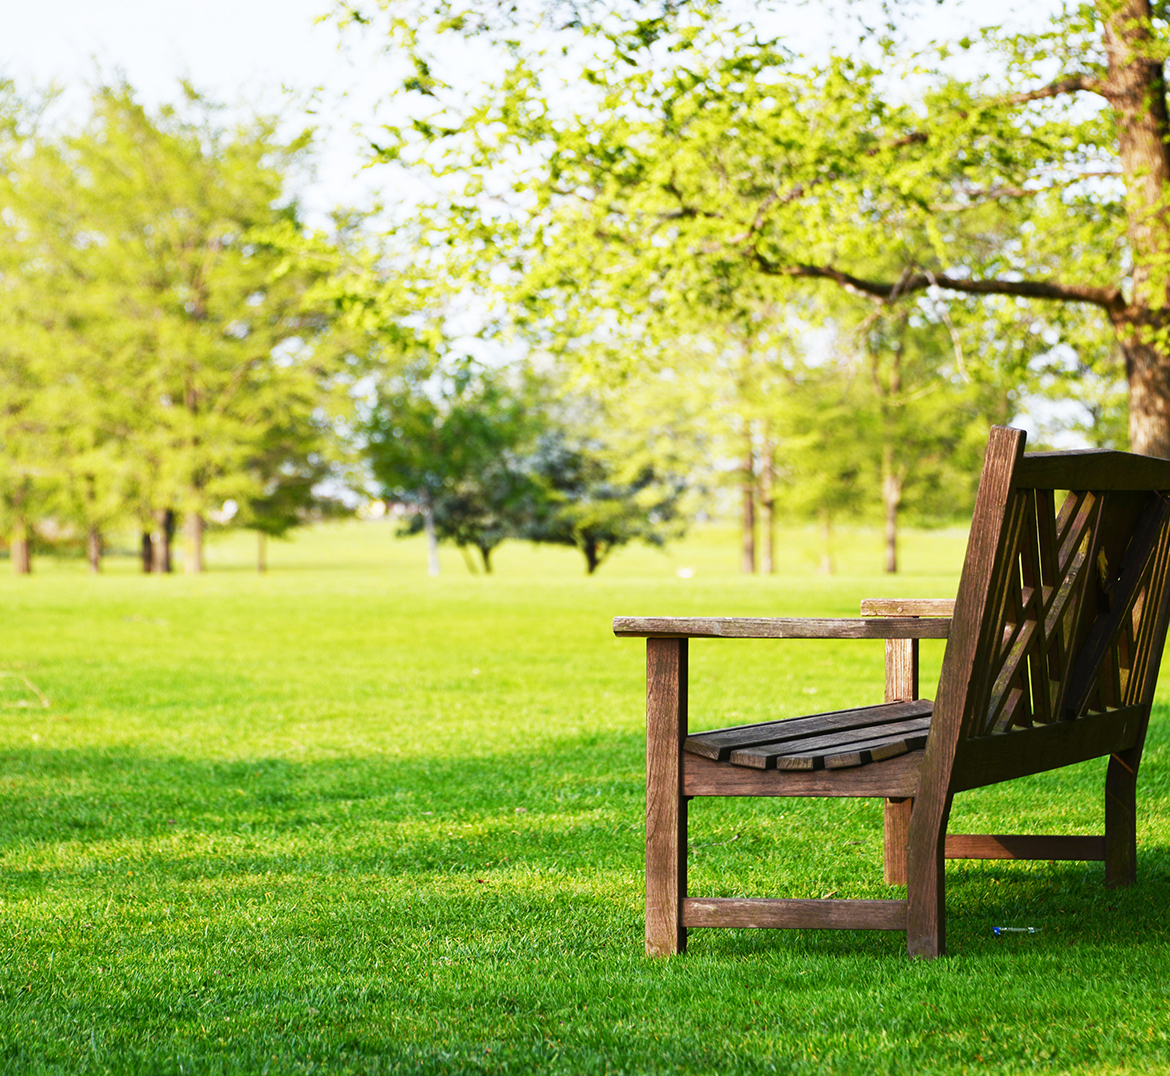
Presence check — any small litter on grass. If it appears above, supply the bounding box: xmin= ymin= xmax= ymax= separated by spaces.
xmin=993 ymin=926 xmax=1039 ymax=935
xmin=0 ymin=672 xmax=49 ymax=709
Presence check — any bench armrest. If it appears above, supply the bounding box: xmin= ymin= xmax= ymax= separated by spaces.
xmin=860 ymin=599 xmax=956 ymax=618
xmin=612 ymin=616 xmax=950 ymax=640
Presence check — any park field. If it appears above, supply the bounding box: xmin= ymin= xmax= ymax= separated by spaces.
xmin=1 ymin=521 xmax=1168 ymax=1075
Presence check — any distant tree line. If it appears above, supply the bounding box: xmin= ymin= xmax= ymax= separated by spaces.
xmin=0 ymin=62 xmax=1092 ymax=580
xmin=0 ymin=79 xmax=690 ymax=576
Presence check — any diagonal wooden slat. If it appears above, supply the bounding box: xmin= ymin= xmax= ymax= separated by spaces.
xmin=1019 ymin=490 xmax=1053 ymax=723
xmin=1055 ymin=489 xmax=1089 ymax=567
xmin=1048 ymin=492 xmax=1107 ymax=724
xmin=1116 ymin=618 xmax=1134 ymax=703
xmin=987 ymin=618 xmax=1039 ymax=733
xmin=1124 ymin=580 xmax=1150 ymax=706
xmin=967 ymin=488 xmax=1031 ymax=736
xmin=1035 ymin=487 xmax=1067 ymax=695
xmin=998 ymin=686 xmax=1031 ymax=733
xmin=1064 ymin=493 xmax=1170 ymax=717
xmin=1034 ymin=489 xmax=1097 ymax=718
xmin=1124 ymin=507 xmax=1170 ymax=706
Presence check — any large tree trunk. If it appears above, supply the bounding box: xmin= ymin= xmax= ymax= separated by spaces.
xmin=257 ymin=531 xmax=267 ymax=574
xmin=1102 ymin=0 xmax=1170 ymax=455
xmin=184 ymin=512 xmax=204 ymax=574
xmin=141 ymin=530 xmax=153 ymax=573
xmin=87 ymin=525 xmax=102 ymax=573
xmin=1121 ymin=332 xmax=1170 ymax=456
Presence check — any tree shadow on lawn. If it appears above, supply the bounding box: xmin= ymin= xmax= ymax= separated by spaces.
xmin=1 ymin=728 xmax=1168 ymax=959
xmin=1 ymin=737 xmax=1169 ymax=1075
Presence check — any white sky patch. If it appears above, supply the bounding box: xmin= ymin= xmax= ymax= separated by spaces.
xmin=1 ymin=0 xmax=402 ymax=225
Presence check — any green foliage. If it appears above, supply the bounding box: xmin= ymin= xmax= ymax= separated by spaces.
xmin=0 ymin=83 xmax=346 ymax=568
xmin=351 ymin=0 xmax=1168 ymax=458
xmin=237 ymin=411 xmax=348 ymax=540
xmin=521 ymin=427 xmax=688 ymax=573
xmin=361 ymin=357 xmax=690 ymax=573
xmin=361 ymin=357 xmax=538 ymax=568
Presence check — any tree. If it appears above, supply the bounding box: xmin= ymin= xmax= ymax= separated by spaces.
xmin=361 ymin=358 xmax=535 ymax=574
xmin=521 ymin=428 xmax=687 ymax=574
xmin=417 ymin=460 xmax=534 ymax=573
xmin=0 ymin=344 xmax=53 ymax=574
xmin=350 ymin=0 xmax=1170 ymax=456
xmin=830 ymin=303 xmax=1015 ymax=572
xmin=0 ymin=83 xmax=341 ymax=572
xmin=360 ymin=352 xmax=692 ymax=574
xmin=236 ymin=410 xmax=347 ymax=573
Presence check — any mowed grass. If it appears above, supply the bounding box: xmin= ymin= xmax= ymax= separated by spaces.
xmin=1 ymin=522 xmax=1168 ymax=1075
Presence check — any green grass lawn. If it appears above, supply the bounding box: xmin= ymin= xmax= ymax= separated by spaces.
xmin=2 ymin=523 xmax=1168 ymax=1075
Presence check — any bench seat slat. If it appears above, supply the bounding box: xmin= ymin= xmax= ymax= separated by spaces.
xmin=733 ymin=723 xmax=933 ymax=771
xmin=823 ymin=733 xmax=930 ymax=770
xmin=729 ymin=714 xmax=933 ymax=768
xmin=683 ymin=699 xmax=933 ymax=760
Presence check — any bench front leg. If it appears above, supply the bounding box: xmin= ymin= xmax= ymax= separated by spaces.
xmin=645 ymin=637 xmax=688 ymax=956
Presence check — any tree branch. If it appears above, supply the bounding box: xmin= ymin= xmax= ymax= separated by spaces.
xmin=996 ymin=74 xmax=1109 ymax=106
xmin=755 ymin=257 xmax=1124 ymax=311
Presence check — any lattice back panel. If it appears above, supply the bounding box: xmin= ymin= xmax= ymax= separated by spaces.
xmin=963 ymin=486 xmax=1170 ymax=739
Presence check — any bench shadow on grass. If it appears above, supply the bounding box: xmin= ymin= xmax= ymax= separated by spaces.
xmin=2 ymin=729 xmax=1168 ymax=959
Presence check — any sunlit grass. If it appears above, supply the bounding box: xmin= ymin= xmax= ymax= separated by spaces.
xmin=1 ymin=522 xmax=1168 ymax=1074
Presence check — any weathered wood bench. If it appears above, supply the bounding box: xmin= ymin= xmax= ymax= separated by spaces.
xmin=615 ymin=426 xmax=1170 ymax=957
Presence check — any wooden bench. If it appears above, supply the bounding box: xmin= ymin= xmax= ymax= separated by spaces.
xmin=615 ymin=426 xmax=1170 ymax=957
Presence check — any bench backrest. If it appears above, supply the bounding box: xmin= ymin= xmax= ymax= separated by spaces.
xmin=924 ymin=426 xmax=1170 ymax=794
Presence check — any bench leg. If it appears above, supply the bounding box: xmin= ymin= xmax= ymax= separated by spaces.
xmin=646 ymin=638 xmax=688 ymax=956
xmin=884 ymin=797 xmax=913 ymax=885
xmin=1104 ymin=748 xmax=1139 ymax=888
xmin=906 ymin=792 xmax=951 ymax=959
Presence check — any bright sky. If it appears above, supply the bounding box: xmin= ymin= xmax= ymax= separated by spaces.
xmin=2 ymin=0 xmax=397 ymax=221
xmin=2 ymin=0 xmax=1042 ymax=222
